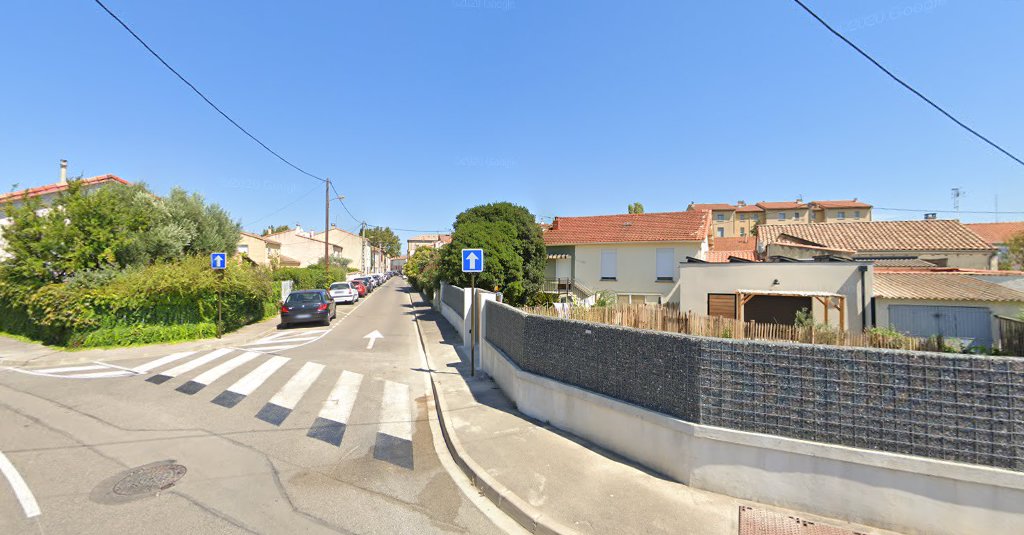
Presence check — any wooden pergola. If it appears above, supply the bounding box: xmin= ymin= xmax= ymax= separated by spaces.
xmin=735 ymin=289 xmax=846 ymax=330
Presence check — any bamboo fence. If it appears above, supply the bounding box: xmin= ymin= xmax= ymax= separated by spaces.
xmin=521 ymin=303 xmax=942 ymax=352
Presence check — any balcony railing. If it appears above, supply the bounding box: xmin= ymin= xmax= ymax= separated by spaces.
xmin=543 ymin=278 xmax=595 ymax=302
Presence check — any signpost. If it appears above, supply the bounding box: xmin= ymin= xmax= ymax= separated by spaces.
xmin=211 ymin=253 xmax=226 ymax=338
xmin=461 ymin=249 xmax=484 ymax=376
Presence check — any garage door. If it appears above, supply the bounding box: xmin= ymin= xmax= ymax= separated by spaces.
xmin=888 ymin=305 xmax=992 ymax=347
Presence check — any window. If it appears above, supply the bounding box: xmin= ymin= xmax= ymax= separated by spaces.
xmin=854 ymin=210 xmax=861 ymax=218
xmin=793 ymin=212 xmax=800 ymax=220
xmin=716 ymin=227 xmax=725 ymax=238
xmin=237 ymin=244 xmax=249 ymax=254
xmin=739 ymin=214 xmax=746 ymax=221
xmin=739 ymin=227 xmax=746 ymax=237
xmin=656 ymin=248 xmax=674 ymax=281
xmin=837 ymin=211 xmax=846 ymax=220
xmin=600 ymin=249 xmax=617 ymax=280
xmin=716 ymin=213 xmax=725 ymax=221
xmin=777 ymin=212 xmax=786 ymax=221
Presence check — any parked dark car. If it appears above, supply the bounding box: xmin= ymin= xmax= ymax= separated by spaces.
xmin=352 ymin=277 xmax=373 ymax=292
xmin=351 ymin=280 xmax=367 ymax=297
xmin=280 ymin=289 xmax=336 ymax=327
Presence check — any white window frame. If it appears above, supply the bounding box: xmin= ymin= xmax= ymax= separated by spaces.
xmin=837 ymin=211 xmax=846 ymax=220
xmin=739 ymin=227 xmax=746 ymax=237
xmin=656 ymin=248 xmax=675 ymax=281
xmin=237 ymin=244 xmax=249 ymax=254
xmin=716 ymin=213 xmax=725 ymax=221
xmin=600 ymin=249 xmax=617 ymax=280
xmin=854 ymin=210 xmax=861 ymax=218
xmin=716 ymin=227 xmax=725 ymax=238
xmin=777 ymin=212 xmax=786 ymax=221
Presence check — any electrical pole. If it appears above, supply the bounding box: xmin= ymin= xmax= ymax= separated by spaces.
xmin=324 ymin=178 xmax=330 ymax=275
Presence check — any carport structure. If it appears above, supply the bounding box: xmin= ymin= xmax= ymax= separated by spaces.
xmin=735 ymin=289 xmax=845 ymax=329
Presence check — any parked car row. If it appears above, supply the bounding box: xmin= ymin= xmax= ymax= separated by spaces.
xmin=280 ymin=272 xmax=402 ymax=328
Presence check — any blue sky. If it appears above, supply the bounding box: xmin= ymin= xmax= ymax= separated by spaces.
xmin=2 ymin=1 xmax=1022 ymax=250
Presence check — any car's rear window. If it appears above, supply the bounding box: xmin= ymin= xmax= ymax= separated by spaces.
xmin=330 ymin=283 xmax=351 ymax=290
xmin=285 ymin=292 xmax=323 ymax=305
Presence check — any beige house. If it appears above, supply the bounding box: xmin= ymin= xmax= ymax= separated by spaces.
xmin=407 ymin=233 xmax=451 ymax=256
xmin=236 ymin=232 xmax=282 ymax=266
xmin=873 ymin=270 xmax=1024 ymax=348
xmin=263 ymin=226 xmax=345 ymax=268
xmin=0 ymin=161 xmax=131 ymax=259
xmin=688 ymin=199 xmax=872 ymax=238
xmin=675 ymin=261 xmax=873 ymax=330
xmin=543 ymin=211 xmax=710 ymax=304
xmin=312 ymin=225 xmax=368 ymax=272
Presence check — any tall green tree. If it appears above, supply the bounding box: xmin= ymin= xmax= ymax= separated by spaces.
xmin=627 ymin=202 xmax=645 ymax=214
xmin=439 ymin=202 xmax=545 ymax=305
xmin=1003 ymin=232 xmax=1024 ymax=270
xmin=363 ymin=226 xmax=401 ymax=257
xmin=262 ymin=224 xmax=290 ymax=236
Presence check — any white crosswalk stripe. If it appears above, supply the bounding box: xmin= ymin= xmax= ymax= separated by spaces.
xmin=307 ymin=371 xmax=363 ymax=446
xmin=176 ymin=352 xmax=261 ymax=395
xmin=378 ymin=380 xmax=413 ymax=441
xmin=225 ymin=356 xmax=291 ymax=397
xmin=131 ymin=351 xmax=197 ymax=373
xmin=255 ymin=362 xmax=324 ymax=425
xmin=146 ymin=348 xmax=233 ymax=384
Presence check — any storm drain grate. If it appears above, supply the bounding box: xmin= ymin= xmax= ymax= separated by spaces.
xmin=113 ymin=463 xmax=187 ymax=496
xmin=738 ymin=506 xmax=868 ymax=535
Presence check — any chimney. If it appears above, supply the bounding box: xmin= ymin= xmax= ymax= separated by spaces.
xmin=294 ymin=224 xmax=303 ymax=234
xmin=737 ymin=200 xmax=745 ymax=207
xmin=59 ymin=159 xmax=68 ymax=184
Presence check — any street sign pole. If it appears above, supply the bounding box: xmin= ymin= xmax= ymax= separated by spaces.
xmin=211 ymin=253 xmax=227 ymax=338
xmin=470 ymin=273 xmax=476 ymax=377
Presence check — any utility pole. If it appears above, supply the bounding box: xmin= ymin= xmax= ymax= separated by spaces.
xmin=324 ymin=178 xmax=330 ymax=275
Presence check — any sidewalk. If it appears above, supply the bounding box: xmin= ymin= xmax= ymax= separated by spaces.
xmin=411 ymin=296 xmax=898 ymax=535
xmin=0 ymin=315 xmax=281 ymax=369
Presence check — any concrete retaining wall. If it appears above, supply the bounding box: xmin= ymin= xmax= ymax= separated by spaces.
xmin=440 ymin=282 xmax=471 ymax=347
xmin=480 ymin=305 xmax=1024 ymax=534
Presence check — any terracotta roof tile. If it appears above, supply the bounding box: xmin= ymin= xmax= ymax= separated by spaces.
xmin=965 ymin=222 xmax=1024 ymax=245
xmin=688 ymin=203 xmax=735 ymax=211
xmin=735 ymin=205 xmax=764 ymax=213
xmin=709 ymin=237 xmax=757 ymax=252
xmin=759 ymin=220 xmax=995 ymax=252
xmin=408 ymin=233 xmax=451 ymax=242
xmin=0 ymin=175 xmax=131 ymax=204
xmin=544 ymin=211 xmax=710 ymax=245
xmin=706 ymin=250 xmax=758 ymax=263
xmin=809 ymin=199 xmax=872 ymax=209
xmin=756 ymin=201 xmax=807 ymax=210
xmin=874 ymin=272 xmax=1024 ymax=302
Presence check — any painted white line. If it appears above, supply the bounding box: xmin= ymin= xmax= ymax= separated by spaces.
xmin=158 ymin=348 xmax=233 ymax=378
xmin=189 ymin=352 xmax=261 ymax=386
xmin=364 ymin=330 xmax=383 ymax=350
xmin=267 ymin=362 xmax=325 ymax=410
xmin=34 ymin=364 xmax=108 ymax=373
xmin=245 ymin=336 xmax=320 ymax=346
xmin=131 ymin=351 xmax=198 ymax=374
xmin=239 ymin=344 xmax=299 ymax=353
xmin=90 ymin=361 xmax=141 ymax=373
xmin=379 ymin=380 xmax=413 ymax=441
xmin=0 ymin=450 xmax=40 ymax=518
xmin=318 ymin=371 xmax=363 ymax=424
xmin=2 ymin=368 xmax=133 ymax=379
xmin=226 ymin=356 xmax=290 ymax=396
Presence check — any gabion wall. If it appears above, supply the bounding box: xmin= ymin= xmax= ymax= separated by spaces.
xmin=483 ymin=301 xmax=1024 ymax=471
xmin=442 ymin=283 xmax=464 ymax=313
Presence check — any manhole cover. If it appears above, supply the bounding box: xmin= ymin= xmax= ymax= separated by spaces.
xmin=112 ymin=463 xmax=187 ymax=496
xmin=739 ymin=506 xmax=867 ymax=535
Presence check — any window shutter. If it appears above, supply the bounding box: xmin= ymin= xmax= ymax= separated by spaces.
xmin=656 ymin=248 xmax=674 ymax=280
xmin=601 ymin=250 xmax=617 ymax=279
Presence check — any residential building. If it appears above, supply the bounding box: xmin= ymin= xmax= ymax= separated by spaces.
xmin=311 ymin=225 xmax=369 ymax=272
xmin=542 ymin=210 xmax=710 ymax=304
xmin=966 ymin=221 xmax=1024 ymax=267
xmin=706 ymin=236 xmax=758 ymax=263
xmin=0 ymin=161 xmax=131 ymax=259
xmin=390 ymin=256 xmax=408 ymax=270
xmin=873 ymin=269 xmax=1024 ymax=348
xmin=407 ymin=233 xmax=451 ymax=256
xmin=263 ymin=226 xmax=346 ymax=268
xmin=236 ymin=232 xmax=282 ymax=266
xmin=757 ymin=219 xmax=998 ymax=269
xmin=687 ymin=199 xmax=872 ymax=238
xmin=675 ymin=261 xmax=872 ymax=330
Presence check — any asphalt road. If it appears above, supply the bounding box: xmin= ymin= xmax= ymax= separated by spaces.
xmin=0 ymin=279 xmax=507 ymax=535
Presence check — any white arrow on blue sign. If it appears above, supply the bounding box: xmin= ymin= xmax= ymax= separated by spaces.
xmin=461 ymin=248 xmax=484 ymax=273
xmin=210 ymin=252 xmax=227 ymax=270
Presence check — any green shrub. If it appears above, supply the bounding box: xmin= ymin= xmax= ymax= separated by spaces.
xmin=69 ymin=323 xmax=217 ymax=348
xmin=272 ymin=266 xmax=347 ymax=291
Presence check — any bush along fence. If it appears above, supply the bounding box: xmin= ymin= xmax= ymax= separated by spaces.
xmin=522 ymin=303 xmax=945 ymax=352
xmin=488 ymin=301 xmax=1024 ymax=471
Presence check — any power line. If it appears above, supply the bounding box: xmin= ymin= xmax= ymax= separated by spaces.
xmin=92 ymin=0 xmax=326 ymax=182
xmin=241 ymin=184 xmax=321 ymax=228
xmin=790 ymin=0 xmax=1024 ymax=169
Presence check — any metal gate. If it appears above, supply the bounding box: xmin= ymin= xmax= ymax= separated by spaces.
xmin=889 ymin=305 xmax=992 ymax=347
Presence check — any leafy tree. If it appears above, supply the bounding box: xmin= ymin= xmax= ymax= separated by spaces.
xmin=262 ymin=224 xmax=290 ymax=236
xmin=438 ymin=202 xmax=545 ymax=306
xmin=405 ymin=245 xmax=441 ymax=297
xmin=159 ymin=188 xmax=240 ymax=256
xmin=363 ymin=226 xmax=401 ymax=257
xmin=1003 ymin=231 xmax=1024 ymax=270
xmin=627 ymin=202 xmax=644 ymax=214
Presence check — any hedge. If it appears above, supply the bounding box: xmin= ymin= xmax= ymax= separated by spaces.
xmin=69 ymin=323 xmax=218 ymax=348
xmin=0 ymin=256 xmax=277 ymax=346
xmin=271 ymin=266 xmax=347 ymax=290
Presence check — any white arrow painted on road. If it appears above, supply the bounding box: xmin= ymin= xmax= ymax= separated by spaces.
xmin=364 ymin=330 xmax=384 ymax=350
xmin=466 ymin=252 xmax=479 ymax=270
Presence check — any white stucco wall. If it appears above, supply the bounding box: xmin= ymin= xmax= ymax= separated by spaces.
xmin=573 ymin=241 xmax=704 ymax=301
xmin=675 ymin=262 xmax=873 ymax=330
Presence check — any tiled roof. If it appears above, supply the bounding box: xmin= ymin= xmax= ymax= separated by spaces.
xmin=810 ymin=199 xmax=872 ymax=209
xmin=278 ymin=254 xmax=301 ymax=266
xmin=0 ymin=174 xmax=131 ymax=204
xmin=544 ymin=211 xmax=710 ymax=245
xmin=869 ymin=258 xmax=939 ymax=268
xmin=756 ymin=201 xmax=807 ymax=210
xmin=408 ymin=233 xmax=451 ymax=242
xmin=735 ymin=204 xmax=764 ymax=213
xmin=966 ymin=222 xmax=1024 ymax=245
xmin=688 ymin=203 xmax=735 ymax=211
xmin=709 ymin=237 xmax=757 ymax=252
xmin=874 ymin=272 xmax=1024 ymax=302
xmin=707 ymin=250 xmax=758 ymax=263
xmin=758 ymin=220 xmax=996 ymax=252
xmin=240 ymin=231 xmax=281 ymax=245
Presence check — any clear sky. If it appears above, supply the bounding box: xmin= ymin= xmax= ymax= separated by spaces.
xmin=2 ymin=1 xmax=1022 ymax=250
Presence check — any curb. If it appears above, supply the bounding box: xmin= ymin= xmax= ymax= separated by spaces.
xmin=412 ymin=299 xmax=577 ymax=535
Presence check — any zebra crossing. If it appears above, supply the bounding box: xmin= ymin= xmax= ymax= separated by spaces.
xmin=134 ymin=348 xmax=415 ymax=469
xmin=238 ymin=327 xmax=333 ymax=353
xmin=3 ymin=362 xmax=138 ymax=379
